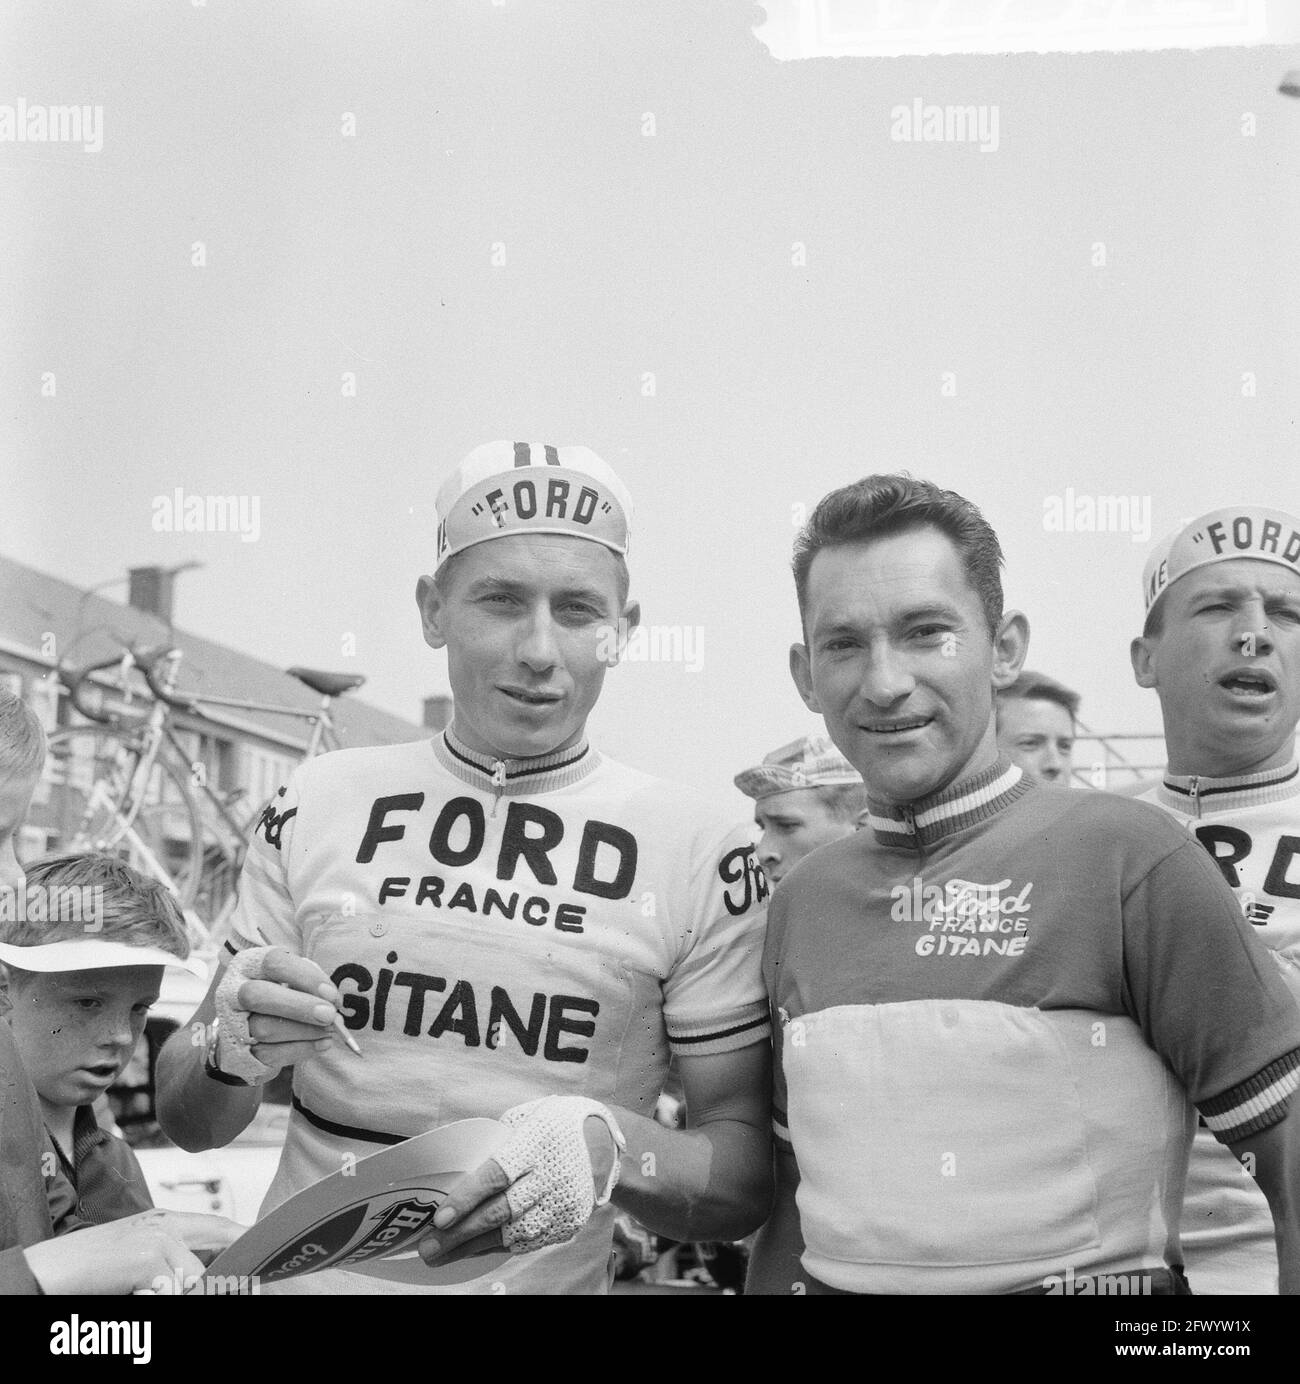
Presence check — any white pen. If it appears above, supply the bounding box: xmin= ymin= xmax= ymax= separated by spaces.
xmin=245 ymin=923 xmax=361 ymax=1056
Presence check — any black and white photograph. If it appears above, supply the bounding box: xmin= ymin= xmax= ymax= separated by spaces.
xmin=2 ymin=0 xmax=1299 ymax=1351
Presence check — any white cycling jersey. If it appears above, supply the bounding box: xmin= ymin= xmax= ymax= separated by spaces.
xmin=226 ymin=728 xmax=769 ymax=1294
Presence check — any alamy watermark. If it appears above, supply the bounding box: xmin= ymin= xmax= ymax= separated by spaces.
xmin=0 ymin=884 xmax=105 ymax=930
xmin=1042 ymin=1266 xmax=1152 ymax=1295
xmin=1042 ymin=488 xmax=1151 ymax=543
xmin=890 ymin=100 xmax=999 ymax=152
xmin=0 ymin=99 xmax=102 ymax=153
xmin=147 ymin=1270 xmax=260 ymax=1296
xmin=151 ymin=488 xmax=261 ymax=543
xmin=596 ymin=619 xmax=704 ymax=672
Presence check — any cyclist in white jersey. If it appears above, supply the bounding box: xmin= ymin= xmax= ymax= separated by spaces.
xmin=156 ymin=441 xmax=772 ymax=1294
xmin=1131 ymin=503 xmax=1300 ymax=1293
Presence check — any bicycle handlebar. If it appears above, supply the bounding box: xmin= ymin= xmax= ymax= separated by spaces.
xmin=61 ymin=651 xmax=132 ymax=724
xmin=60 ymin=641 xmax=199 ymax=723
xmin=138 ymin=648 xmax=200 ymax=713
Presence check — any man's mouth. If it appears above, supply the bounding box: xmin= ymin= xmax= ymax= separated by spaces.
xmin=1218 ymin=668 xmax=1278 ymax=699
xmin=499 ymin=687 xmax=563 ymax=707
xmin=860 ymin=717 xmax=933 ymax=735
xmin=80 ymin=1062 xmax=121 ymax=1083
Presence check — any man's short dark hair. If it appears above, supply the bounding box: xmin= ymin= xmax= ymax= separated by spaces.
xmin=792 ymin=474 xmax=1005 ymax=636
xmin=996 ymin=670 xmax=1081 ymax=724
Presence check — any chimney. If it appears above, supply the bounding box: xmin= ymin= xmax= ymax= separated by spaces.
xmin=423 ymin=694 xmax=453 ymax=732
xmin=127 ymin=566 xmax=176 ymax=625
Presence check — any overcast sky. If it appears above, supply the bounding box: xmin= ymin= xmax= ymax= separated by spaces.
xmin=3 ymin=2 xmax=1298 ymax=815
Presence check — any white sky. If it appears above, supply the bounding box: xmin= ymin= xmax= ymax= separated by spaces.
xmin=3 ymin=2 xmax=1298 ymax=818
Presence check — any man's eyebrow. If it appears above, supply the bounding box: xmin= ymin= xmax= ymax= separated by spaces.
xmin=812 ymin=603 xmax=960 ymax=636
xmin=1189 ymin=583 xmax=1300 ymax=604
xmin=463 ymin=576 xmax=524 ymax=596
xmin=462 ymin=576 xmax=609 ymax=604
xmin=1190 ymin=584 xmax=1253 ymax=602
xmin=551 ymin=583 xmax=610 ymax=605
xmin=894 ymin=603 xmax=963 ymax=624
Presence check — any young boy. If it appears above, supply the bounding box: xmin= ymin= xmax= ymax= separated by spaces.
xmin=0 ymin=852 xmax=204 ymax=1224
xmin=0 ymin=689 xmax=239 ymax=1292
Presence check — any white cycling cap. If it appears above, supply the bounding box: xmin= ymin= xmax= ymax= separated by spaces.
xmin=434 ymin=440 xmax=632 ymax=571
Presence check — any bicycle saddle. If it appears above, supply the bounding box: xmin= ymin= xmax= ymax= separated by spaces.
xmin=286 ymin=667 xmax=367 ymax=697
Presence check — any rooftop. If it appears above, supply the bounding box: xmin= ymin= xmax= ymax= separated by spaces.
xmin=0 ymin=552 xmax=428 ymax=752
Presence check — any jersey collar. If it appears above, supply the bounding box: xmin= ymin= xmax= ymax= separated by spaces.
xmin=864 ymin=755 xmax=1030 ymax=851
xmin=1155 ymin=758 xmax=1300 ymax=817
xmin=434 ymin=726 xmax=602 ymax=796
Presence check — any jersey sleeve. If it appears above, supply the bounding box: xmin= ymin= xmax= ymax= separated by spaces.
xmin=761 ymin=884 xmax=794 ymax=1153
xmin=1121 ymin=835 xmax=1300 ymax=1145
xmin=661 ymin=821 xmax=771 ymax=1058
xmin=224 ymin=770 xmax=305 ymax=961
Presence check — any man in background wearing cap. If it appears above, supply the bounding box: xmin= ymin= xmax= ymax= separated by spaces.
xmin=748 ymin=474 xmax=1300 ymax=1296
xmin=1130 ymin=504 xmax=1300 ymax=1293
xmin=157 ymin=440 xmax=772 ymax=1294
xmin=735 ymin=734 xmax=867 ymax=887
xmin=995 ymin=670 xmax=1079 ymax=787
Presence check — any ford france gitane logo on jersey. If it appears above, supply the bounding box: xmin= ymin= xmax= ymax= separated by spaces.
xmin=890 ymin=876 xmax=1034 ymax=958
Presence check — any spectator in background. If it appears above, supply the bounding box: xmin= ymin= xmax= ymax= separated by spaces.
xmin=1130 ymin=504 xmax=1300 ymax=1293
xmin=735 ymin=733 xmax=867 ymax=887
xmin=995 ymin=669 xmax=1079 ymax=786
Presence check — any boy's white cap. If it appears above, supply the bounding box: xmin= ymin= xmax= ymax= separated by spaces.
xmin=1143 ymin=505 xmax=1300 ymax=616
xmin=0 ymin=938 xmax=207 ymax=977
xmin=434 ymin=440 xmax=632 ymax=571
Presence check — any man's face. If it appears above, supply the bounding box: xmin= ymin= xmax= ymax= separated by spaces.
xmin=753 ymin=788 xmax=856 ymax=887
xmin=418 ymin=534 xmax=637 ymax=760
xmin=791 ymin=527 xmax=1025 ymax=805
xmin=0 ymin=767 xmax=39 ymax=894
xmin=1132 ymin=559 xmax=1300 ymax=775
xmin=997 ymin=698 xmax=1075 ymax=786
xmin=5 ymin=964 xmax=163 ymax=1109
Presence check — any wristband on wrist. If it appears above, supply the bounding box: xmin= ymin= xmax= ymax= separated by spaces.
xmin=202 ymin=1018 xmax=254 ymax=1087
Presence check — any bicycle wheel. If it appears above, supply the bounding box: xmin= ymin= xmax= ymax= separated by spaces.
xmin=34 ymin=726 xmax=206 ymax=907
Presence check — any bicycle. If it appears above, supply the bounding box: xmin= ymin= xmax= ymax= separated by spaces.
xmin=31 ymin=638 xmax=366 ymax=950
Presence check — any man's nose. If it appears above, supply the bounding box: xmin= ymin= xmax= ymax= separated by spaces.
xmin=1234 ymin=600 xmax=1275 ymax=656
xmin=517 ymin=610 xmax=561 ymax=671
xmin=857 ymin=645 xmax=916 ymax=707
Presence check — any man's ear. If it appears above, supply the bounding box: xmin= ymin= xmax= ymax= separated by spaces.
xmin=990 ymin=610 xmax=1030 ymax=691
xmin=416 ymin=574 xmax=449 ymax=651
xmin=1130 ymin=634 xmax=1158 ymax=688
xmin=789 ymin=643 xmax=820 ymax=713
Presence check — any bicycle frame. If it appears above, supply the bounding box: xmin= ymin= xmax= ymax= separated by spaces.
xmin=57 ymin=640 xmax=356 ymax=950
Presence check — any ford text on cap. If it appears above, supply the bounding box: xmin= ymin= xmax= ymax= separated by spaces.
xmin=435 ymin=440 xmax=633 ymax=571
xmin=0 ymin=938 xmax=207 ymax=977
xmin=1142 ymin=505 xmax=1300 ymax=616
xmin=734 ymin=732 xmax=863 ymax=800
